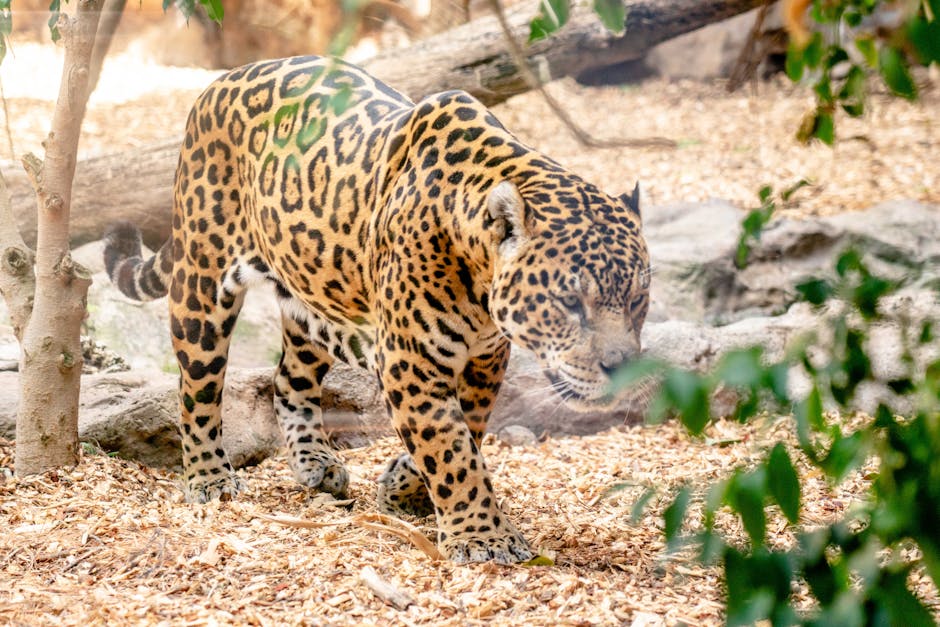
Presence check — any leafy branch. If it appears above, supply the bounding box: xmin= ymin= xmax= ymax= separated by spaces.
xmin=613 ymin=234 xmax=940 ymax=622
xmin=785 ymin=0 xmax=939 ymax=144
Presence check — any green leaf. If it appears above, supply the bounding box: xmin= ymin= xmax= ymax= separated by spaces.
xmin=523 ymin=554 xmax=555 ymax=567
xmin=723 ymin=548 xmax=779 ymax=626
xmin=607 ymin=357 xmax=664 ymax=394
xmin=728 ymin=468 xmax=767 ymax=546
xmin=785 ymin=42 xmax=805 ymax=81
xmin=48 ymin=0 xmax=61 ymax=42
xmin=757 ymin=184 xmax=773 ymax=203
xmin=821 ymin=430 xmax=866 ymax=482
xmin=909 ymin=16 xmax=940 ymax=65
xmin=875 ymin=569 xmax=935 ymax=627
xmin=794 ymin=386 xmax=823 ymax=457
xmin=838 ymin=65 xmax=866 ymax=117
xmin=919 ymin=321 xmax=934 ymax=344
xmin=825 ymin=46 xmax=849 ymax=69
xmin=662 ymin=369 xmax=710 ymax=435
xmin=200 ymin=0 xmax=224 ymax=22
xmin=853 ymin=274 xmax=893 ymax=319
xmin=835 ymin=248 xmax=862 ymax=276
xmin=716 ymin=347 xmax=765 ymax=389
xmin=329 ymin=84 xmax=354 ymax=115
xmin=800 ymin=529 xmax=842 ymax=605
xmin=0 ymin=0 xmax=10 ymax=63
xmin=592 ymin=0 xmax=625 ymax=35
xmin=663 ymin=487 xmax=690 ymax=545
xmin=886 ymin=378 xmax=914 ymax=394
xmin=879 ymin=46 xmax=917 ymax=100
xmin=855 ymin=37 xmax=878 ymax=67
xmin=528 ymin=0 xmax=570 ymax=42
xmin=175 ymin=0 xmax=196 ymax=20
xmin=812 ymin=110 xmax=835 ymax=145
xmin=767 ymin=443 xmax=800 ymax=524
xmin=780 ymin=178 xmax=810 ymax=202
xmin=764 ymin=362 xmax=790 ymax=404
xmin=803 ymin=32 xmax=824 ymax=67
xmin=629 ymin=486 xmax=657 ymax=523
xmin=796 ymin=278 xmax=833 ymax=305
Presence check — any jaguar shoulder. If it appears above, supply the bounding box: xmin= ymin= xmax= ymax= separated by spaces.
xmin=103 ymin=55 xmax=650 ymax=564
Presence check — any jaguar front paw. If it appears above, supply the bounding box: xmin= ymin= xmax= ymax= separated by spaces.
xmin=376 ymin=453 xmax=434 ymax=518
xmin=439 ymin=526 xmax=534 ymax=564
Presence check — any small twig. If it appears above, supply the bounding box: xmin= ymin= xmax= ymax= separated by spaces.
xmin=360 ymin=565 xmax=415 ymax=610
xmin=485 ymin=0 xmax=676 ymax=149
xmin=353 ymin=513 xmax=444 ymax=561
xmin=726 ymin=0 xmax=774 ymax=93
xmin=256 ymin=512 xmax=354 ymax=529
xmin=86 ymin=0 xmax=126 ymax=103
xmin=62 ymin=548 xmax=97 ymax=572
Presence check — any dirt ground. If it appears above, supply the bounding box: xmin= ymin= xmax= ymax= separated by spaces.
xmin=1 ymin=36 xmax=939 ymax=626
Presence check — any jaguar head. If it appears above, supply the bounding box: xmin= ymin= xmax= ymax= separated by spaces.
xmin=487 ymin=179 xmax=650 ymax=411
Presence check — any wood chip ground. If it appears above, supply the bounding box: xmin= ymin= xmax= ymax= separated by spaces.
xmin=2 ymin=416 xmax=938 ymax=625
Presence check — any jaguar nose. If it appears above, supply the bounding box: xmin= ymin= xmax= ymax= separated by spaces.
xmin=599 ymin=349 xmax=626 ymax=376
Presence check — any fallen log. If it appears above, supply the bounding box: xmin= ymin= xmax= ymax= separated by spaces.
xmin=7 ymin=0 xmax=762 ymax=248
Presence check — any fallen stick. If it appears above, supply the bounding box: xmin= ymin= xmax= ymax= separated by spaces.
xmin=360 ymin=565 xmax=415 ymax=610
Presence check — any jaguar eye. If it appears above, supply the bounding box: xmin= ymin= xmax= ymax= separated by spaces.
xmin=559 ymin=294 xmax=582 ymax=312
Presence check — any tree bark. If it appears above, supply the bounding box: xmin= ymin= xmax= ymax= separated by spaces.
xmin=5 ymin=0 xmax=762 ymax=250
xmin=14 ymin=0 xmax=101 ymax=477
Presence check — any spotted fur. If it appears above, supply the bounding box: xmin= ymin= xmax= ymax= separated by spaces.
xmin=103 ymin=56 xmax=650 ymax=564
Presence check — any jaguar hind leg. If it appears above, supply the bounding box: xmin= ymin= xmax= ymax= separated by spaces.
xmin=170 ymin=268 xmax=247 ymax=503
xmin=275 ymin=312 xmax=349 ymax=497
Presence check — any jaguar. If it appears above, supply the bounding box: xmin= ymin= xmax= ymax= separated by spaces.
xmin=104 ymin=55 xmax=651 ymax=564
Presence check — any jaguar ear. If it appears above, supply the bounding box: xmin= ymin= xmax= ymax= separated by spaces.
xmin=619 ymin=181 xmax=641 ymax=224
xmin=487 ymin=180 xmax=528 ymax=257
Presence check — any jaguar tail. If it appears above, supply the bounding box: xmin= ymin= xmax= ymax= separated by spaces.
xmin=103 ymin=222 xmax=172 ymax=301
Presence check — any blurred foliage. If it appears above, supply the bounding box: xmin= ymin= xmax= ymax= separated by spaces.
xmin=614 ymin=189 xmax=940 ymax=623
xmin=528 ymin=0 xmax=626 ymax=42
xmin=0 ymin=0 xmax=10 ymax=62
xmin=0 ymin=0 xmax=223 ymax=50
xmin=788 ymin=0 xmax=939 ymax=144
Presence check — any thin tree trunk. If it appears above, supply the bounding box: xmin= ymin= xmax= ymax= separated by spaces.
xmin=14 ymin=0 xmax=102 ymax=476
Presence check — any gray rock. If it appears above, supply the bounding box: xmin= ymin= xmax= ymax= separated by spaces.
xmin=645 ymin=201 xmax=940 ymax=325
xmin=496 ymin=425 xmax=538 ymax=447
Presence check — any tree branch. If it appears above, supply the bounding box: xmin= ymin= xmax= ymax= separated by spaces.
xmin=485 ymin=0 xmax=676 ymax=149
xmin=86 ymin=0 xmax=125 ymax=103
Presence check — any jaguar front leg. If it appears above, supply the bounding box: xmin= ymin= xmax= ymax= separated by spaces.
xmin=377 ymin=341 xmax=510 ymax=520
xmin=377 ymin=345 xmax=532 ymax=564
